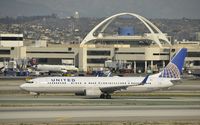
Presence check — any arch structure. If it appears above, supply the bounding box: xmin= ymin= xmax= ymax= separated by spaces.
xmin=80 ymin=12 xmax=171 ymax=48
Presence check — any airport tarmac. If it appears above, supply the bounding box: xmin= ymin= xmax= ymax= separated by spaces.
xmin=0 ymin=95 xmax=200 ymax=124
xmin=0 ymin=105 xmax=200 ymax=123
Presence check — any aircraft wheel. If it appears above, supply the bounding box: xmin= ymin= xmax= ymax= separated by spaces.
xmin=100 ymin=94 xmax=105 ymax=99
xmin=34 ymin=93 xmax=40 ymax=98
xmin=106 ymin=94 xmax=111 ymax=99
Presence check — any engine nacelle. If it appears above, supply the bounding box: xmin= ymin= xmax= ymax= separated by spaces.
xmin=84 ymin=88 xmax=102 ymax=98
xmin=75 ymin=92 xmax=85 ymax=96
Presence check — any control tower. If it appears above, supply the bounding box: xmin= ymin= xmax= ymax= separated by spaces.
xmin=81 ymin=12 xmax=171 ymax=48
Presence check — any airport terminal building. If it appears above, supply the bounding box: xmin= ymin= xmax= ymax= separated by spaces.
xmin=0 ymin=13 xmax=200 ymax=73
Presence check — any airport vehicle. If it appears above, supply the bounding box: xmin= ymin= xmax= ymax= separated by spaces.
xmin=35 ymin=64 xmax=78 ymax=74
xmin=20 ymin=48 xmax=187 ymax=99
xmin=191 ymin=69 xmax=200 ymax=78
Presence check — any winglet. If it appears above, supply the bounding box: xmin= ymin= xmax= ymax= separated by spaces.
xmin=107 ymin=72 xmax=112 ymax=77
xmin=139 ymin=75 xmax=149 ymax=85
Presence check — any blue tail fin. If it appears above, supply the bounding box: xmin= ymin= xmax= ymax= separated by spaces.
xmin=159 ymin=48 xmax=187 ymax=78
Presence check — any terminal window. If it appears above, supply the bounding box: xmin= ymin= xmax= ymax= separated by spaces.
xmin=0 ymin=50 xmax=10 ymax=54
xmin=187 ymin=52 xmax=200 ymax=57
xmin=27 ymin=51 xmax=74 ymax=54
xmin=87 ymin=50 xmax=110 ymax=56
xmin=0 ymin=37 xmax=23 ymax=41
xmin=193 ymin=61 xmax=200 ymax=66
xmin=87 ymin=59 xmax=107 ymax=64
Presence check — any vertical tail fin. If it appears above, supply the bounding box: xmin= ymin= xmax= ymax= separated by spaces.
xmin=159 ymin=48 xmax=187 ymax=78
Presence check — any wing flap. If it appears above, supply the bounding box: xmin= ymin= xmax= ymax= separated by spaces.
xmin=100 ymin=76 xmax=149 ymax=93
xmin=100 ymin=84 xmax=138 ymax=93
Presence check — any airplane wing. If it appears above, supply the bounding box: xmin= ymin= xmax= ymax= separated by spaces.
xmin=100 ymin=75 xmax=149 ymax=93
xmin=99 ymin=85 xmax=133 ymax=93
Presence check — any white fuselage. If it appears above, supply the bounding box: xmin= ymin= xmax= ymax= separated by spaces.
xmin=20 ymin=76 xmax=174 ymax=94
xmin=37 ymin=64 xmax=78 ymax=72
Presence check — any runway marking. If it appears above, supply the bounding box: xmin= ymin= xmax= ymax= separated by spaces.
xmin=56 ymin=116 xmax=71 ymax=121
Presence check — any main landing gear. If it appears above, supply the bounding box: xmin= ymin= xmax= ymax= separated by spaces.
xmin=100 ymin=93 xmax=111 ymax=99
xmin=34 ymin=93 xmax=40 ymax=98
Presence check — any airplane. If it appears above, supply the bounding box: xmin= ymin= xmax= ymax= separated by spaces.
xmin=20 ymin=48 xmax=187 ymax=99
xmin=35 ymin=64 xmax=79 ymax=74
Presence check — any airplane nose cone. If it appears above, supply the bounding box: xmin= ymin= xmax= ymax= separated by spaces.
xmin=19 ymin=84 xmax=26 ymax=90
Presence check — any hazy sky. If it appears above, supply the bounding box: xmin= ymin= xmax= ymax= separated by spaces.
xmin=1 ymin=0 xmax=200 ymax=18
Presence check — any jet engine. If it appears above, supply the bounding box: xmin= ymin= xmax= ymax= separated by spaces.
xmin=84 ymin=88 xmax=102 ymax=98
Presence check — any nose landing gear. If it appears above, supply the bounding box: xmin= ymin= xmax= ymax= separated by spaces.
xmin=30 ymin=92 xmax=40 ymax=98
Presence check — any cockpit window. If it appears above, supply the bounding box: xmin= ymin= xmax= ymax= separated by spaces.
xmin=26 ymin=81 xmax=34 ymax=84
